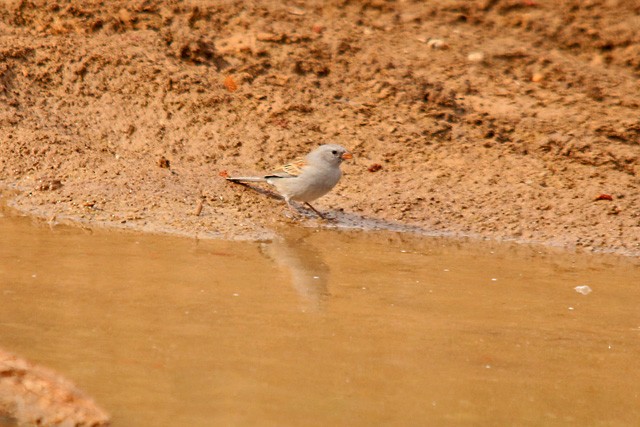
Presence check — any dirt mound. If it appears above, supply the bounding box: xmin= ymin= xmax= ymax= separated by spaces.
xmin=0 ymin=348 xmax=109 ymax=426
xmin=0 ymin=0 xmax=638 ymax=254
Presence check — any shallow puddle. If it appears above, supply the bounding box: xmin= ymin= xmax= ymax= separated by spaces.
xmin=0 ymin=210 xmax=639 ymax=426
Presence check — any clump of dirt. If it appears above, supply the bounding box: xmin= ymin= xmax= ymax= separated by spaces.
xmin=0 ymin=0 xmax=638 ymax=255
xmin=0 ymin=348 xmax=110 ymax=426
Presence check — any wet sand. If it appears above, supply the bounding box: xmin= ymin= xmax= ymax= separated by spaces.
xmin=1 ymin=210 xmax=638 ymax=426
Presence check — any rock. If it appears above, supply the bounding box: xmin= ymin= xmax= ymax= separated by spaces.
xmin=426 ymin=38 xmax=449 ymax=50
xmin=0 ymin=348 xmax=110 ymax=426
xmin=467 ymin=51 xmax=485 ymax=63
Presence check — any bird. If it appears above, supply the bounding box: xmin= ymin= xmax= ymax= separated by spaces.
xmin=224 ymin=144 xmax=353 ymax=218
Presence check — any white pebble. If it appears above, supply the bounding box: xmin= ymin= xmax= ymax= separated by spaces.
xmin=468 ymin=51 xmax=485 ymax=63
xmin=574 ymin=285 xmax=592 ymax=295
xmin=427 ymin=38 xmax=449 ymax=49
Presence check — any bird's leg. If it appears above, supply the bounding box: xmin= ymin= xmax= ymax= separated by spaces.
xmin=304 ymin=202 xmax=326 ymax=219
xmin=285 ymin=199 xmax=302 ymax=218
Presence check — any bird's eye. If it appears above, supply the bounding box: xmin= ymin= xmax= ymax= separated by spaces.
xmin=331 ymin=150 xmax=337 ymax=155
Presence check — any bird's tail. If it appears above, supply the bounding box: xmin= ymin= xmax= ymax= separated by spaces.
xmin=225 ymin=176 xmax=267 ymax=183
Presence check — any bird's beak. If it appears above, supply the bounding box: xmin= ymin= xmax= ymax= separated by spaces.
xmin=341 ymin=152 xmax=353 ymax=160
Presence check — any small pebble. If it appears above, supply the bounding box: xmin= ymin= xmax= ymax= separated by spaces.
xmin=531 ymin=72 xmax=544 ymax=82
xmin=574 ymin=285 xmax=592 ymax=295
xmin=467 ymin=51 xmax=485 ymax=63
xmin=427 ymin=38 xmax=449 ymax=49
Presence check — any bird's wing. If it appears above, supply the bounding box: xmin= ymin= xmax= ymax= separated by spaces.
xmin=266 ymin=158 xmax=307 ymax=178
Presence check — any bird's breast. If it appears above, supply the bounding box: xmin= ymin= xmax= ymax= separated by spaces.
xmin=271 ymin=167 xmax=342 ymax=203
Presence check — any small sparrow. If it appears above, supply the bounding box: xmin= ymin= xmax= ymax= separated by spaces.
xmin=225 ymin=144 xmax=353 ymax=218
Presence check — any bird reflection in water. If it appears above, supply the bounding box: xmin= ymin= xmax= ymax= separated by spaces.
xmin=259 ymin=230 xmax=330 ymax=312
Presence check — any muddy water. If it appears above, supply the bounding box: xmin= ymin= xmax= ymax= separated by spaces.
xmin=0 ymin=211 xmax=639 ymax=426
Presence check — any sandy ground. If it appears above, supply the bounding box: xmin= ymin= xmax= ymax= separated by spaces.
xmin=0 ymin=0 xmax=638 ymax=255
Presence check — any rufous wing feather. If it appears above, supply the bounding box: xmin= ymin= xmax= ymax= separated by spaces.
xmin=272 ymin=158 xmax=307 ymax=177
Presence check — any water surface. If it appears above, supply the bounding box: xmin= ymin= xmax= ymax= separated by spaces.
xmin=0 ymin=211 xmax=639 ymax=426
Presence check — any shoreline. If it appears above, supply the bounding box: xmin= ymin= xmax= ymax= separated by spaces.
xmin=3 ymin=187 xmax=638 ymax=259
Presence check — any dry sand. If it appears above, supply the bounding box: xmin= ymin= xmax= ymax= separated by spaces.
xmin=0 ymin=0 xmax=638 ymax=255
